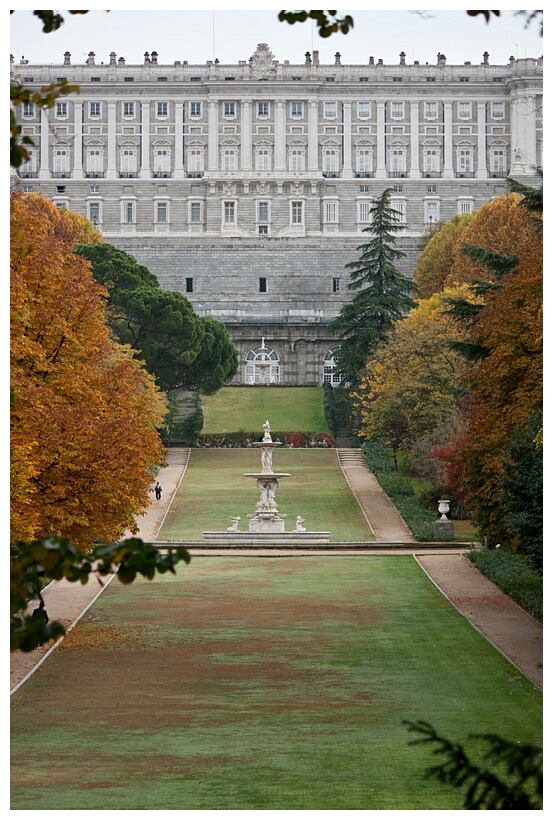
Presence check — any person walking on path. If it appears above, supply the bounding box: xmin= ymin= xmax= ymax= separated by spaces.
xmin=32 ymin=601 xmax=48 ymax=624
xmin=154 ymin=481 xmax=162 ymax=500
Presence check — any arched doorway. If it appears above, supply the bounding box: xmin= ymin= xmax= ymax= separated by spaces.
xmin=323 ymin=345 xmax=344 ymax=386
xmin=245 ymin=344 xmax=280 ymax=384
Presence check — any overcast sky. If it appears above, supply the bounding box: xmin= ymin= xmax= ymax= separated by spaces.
xmin=10 ymin=4 xmax=543 ymax=69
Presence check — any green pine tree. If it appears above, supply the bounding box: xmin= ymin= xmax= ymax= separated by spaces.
xmin=331 ymin=188 xmax=415 ymax=384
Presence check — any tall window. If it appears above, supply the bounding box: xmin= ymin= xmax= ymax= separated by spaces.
xmin=255 ymin=148 xmax=271 ymax=171
xmin=357 ymin=102 xmax=370 ymax=119
xmin=19 ymin=150 xmax=37 ymax=176
xmin=391 ymin=102 xmax=404 ymax=119
xmin=156 ymin=102 xmax=168 ymax=118
xmin=356 ymin=147 xmax=373 ymax=175
xmin=324 ymin=102 xmax=337 ymax=119
xmin=324 ymin=201 xmax=338 ymax=223
xmin=425 ymin=200 xmax=439 ymax=224
xmin=332 ymin=277 xmax=340 ymax=293
xmin=458 ymin=199 xmax=473 ymax=215
xmin=490 ymin=148 xmax=507 ymax=174
xmin=323 ymin=346 xmax=344 ymax=385
xmin=291 ymin=101 xmax=303 ymax=118
xmin=457 ymin=147 xmax=473 ymax=174
xmin=121 ymin=147 xmax=137 ymax=175
xmin=154 ymin=148 xmax=170 ymax=176
xmin=458 ymin=101 xmax=471 ymax=119
xmin=257 ymin=102 xmax=269 ymax=117
xmin=188 ymin=147 xmax=204 ymax=174
xmin=22 ymin=102 xmax=35 ymax=117
xmin=88 ymin=201 xmax=100 ymax=226
xmin=56 ymin=102 xmax=68 ymax=118
xmin=257 ymin=201 xmax=269 ymax=222
xmin=390 ymin=148 xmax=406 ymax=174
xmin=89 ymin=102 xmax=101 ymax=117
xmin=491 ymin=102 xmax=505 ymax=119
xmin=391 ymin=199 xmax=406 ymax=223
xmin=86 ymin=148 xmax=103 ymax=175
xmin=424 ymin=102 xmax=438 ymax=119
xmin=222 ymin=148 xmax=238 ymax=171
xmin=291 ymin=201 xmax=303 ymax=225
xmin=156 ymin=201 xmax=168 ymax=223
xmin=223 ymin=101 xmax=236 ymax=118
xmin=358 ymin=200 xmax=372 ymax=223
xmin=53 ymin=148 xmax=70 ymax=174
xmin=289 ymin=147 xmax=305 ymax=171
xmin=223 ymin=201 xmax=236 ymax=225
xmin=123 ymin=102 xmax=135 ymax=118
xmin=123 ymin=201 xmax=135 ymax=223
xmin=190 ymin=201 xmax=202 ymax=223
xmin=190 ymin=102 xmax=201 ymax=118
xmin=423 ymin=148 xmax=440 ymax=175
xmin=323 ymin=148 xmax=339 ymax=174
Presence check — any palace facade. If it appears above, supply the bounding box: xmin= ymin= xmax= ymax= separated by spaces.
xmin=10 ymin=44 xmax=542 ymax=384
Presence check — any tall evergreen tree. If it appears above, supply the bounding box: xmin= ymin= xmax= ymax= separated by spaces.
xmin=330 ymin=188 xmax=415 ymax=384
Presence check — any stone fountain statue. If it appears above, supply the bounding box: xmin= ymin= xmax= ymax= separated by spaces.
xmin=244 ymin=420 xmax=291 ymax=532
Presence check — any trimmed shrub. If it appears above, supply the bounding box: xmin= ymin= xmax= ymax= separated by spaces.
xmin=467 ymin=547 xmax=542 ymax=621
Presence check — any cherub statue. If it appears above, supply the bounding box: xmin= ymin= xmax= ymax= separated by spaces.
xmin=226 ymin=516 xmax=241 ymax=532
xmin=293 ymin=516 xmax=306 ymax=533
xmin=263 ymin=419 xmax=271 ymax=442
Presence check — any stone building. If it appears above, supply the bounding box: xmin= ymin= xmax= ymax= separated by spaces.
xmin=10 ymin=44 xmax=543 ymax=385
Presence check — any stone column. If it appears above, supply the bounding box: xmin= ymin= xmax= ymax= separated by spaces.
xmin=443 ymin=101 xmax=454 ymax=178
xmin=342 ymin=102 xmax=353 ymax=178
xmin=476 ymin=102 xmax=487 ymax=178
xmin=107 ymin=101 xmax=117 ymax=179
xmin=409 ymin=101 xmax=420 ymax=177
xmin=307 ymin=99 xmax=319 ymax=173
xmin=39 ymin=107 xmax=50 ymax=179
xmin=274 ymin=99 xmax=286 ymax=172
xmin=174 ymin=101 xmax=184 ymax=178
xmin=376 ymin=101 xmax=386 ymax=178
xmin=524 ymin=93 xmax=538 ymax=172
xmin=140 ymin=101 xmax=150 ymax=178
xmin=73 ymin=101 xmax=83 ymax=179
xmin=241 ymin=100 xmax=253 ymax=171
xmin=207 ymin=100 xmax=219 ymax=172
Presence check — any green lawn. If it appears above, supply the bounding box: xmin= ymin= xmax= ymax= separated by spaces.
xmin=201 ymin=386 xmax=329 ymax=434
xmin=10 ymin=557 xmax=542 ymax=810
xmin=158 ymin=448 xmax=374 ymax=541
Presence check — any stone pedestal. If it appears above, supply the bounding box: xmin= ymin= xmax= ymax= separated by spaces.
xmin=248 ymin=515 xmax=286 ymax=533
xmin=434 ymin=520 xmax=454 ymax=541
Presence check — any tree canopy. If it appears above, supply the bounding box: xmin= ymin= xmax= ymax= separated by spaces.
xmin=11 ymin=191 xmax=167 ymax=548
xmin=75 ymin=242 xmax=237 ymax=393
xmin=331 ymin=188 xmax=415 ymax=384
xmin=444 ymin=184 xmax=542 ymax=551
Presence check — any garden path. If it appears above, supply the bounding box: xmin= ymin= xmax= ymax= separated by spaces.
xmin=11 ymin=447 xmax=542 ymax=693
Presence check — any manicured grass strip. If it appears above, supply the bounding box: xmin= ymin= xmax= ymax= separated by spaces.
xmin=11 ymin=557 xmax=542 ymax=810
xmin=201 ymin=386 xmax=329 ymax=434
xmin=158 ymin=448 xmax=374 ymax=541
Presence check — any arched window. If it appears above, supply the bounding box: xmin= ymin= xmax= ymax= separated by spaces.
xmin=245 ymin=345 xmax=280 ymax=384
xmin=323 ymin=346 xmax=343 ymax=386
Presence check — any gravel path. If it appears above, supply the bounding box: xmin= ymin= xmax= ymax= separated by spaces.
xmin=11 ymin=448 xmax=542 ymax=693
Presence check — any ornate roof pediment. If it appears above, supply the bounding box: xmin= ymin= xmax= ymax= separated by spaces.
xmin=249 ymin=43 xmax=276 ymax=77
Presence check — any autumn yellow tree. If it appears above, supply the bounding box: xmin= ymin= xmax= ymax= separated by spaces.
xmin=413 ymin=213 xmax=473 ymax=299
xmin=352 ymin=287 xmax=470 ymax=470
xmin=11 ymin=191 xmax=167 ymax=547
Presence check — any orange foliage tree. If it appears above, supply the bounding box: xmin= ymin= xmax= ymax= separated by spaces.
xmin=445 ymin=188 xmax=542 ymax=544
xmin=11 ymin=192 xmax=167 ymax=548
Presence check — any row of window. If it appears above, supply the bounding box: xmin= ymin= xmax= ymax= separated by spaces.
xmin=81 ymin=197 xmax=473 ymax=228
xmin=21 ymin=99 xmax=507 ymax=122
xmin=21 ymin=144 xmax=508 ymax=177
xmin=243 ymin=344 xmax=344 ymax=386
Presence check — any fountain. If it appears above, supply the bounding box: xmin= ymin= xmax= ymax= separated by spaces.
xmin=243 ymin=419 xmax=290 ymax=533
xmin=201 ymin=421 xmax=331 ymax=546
